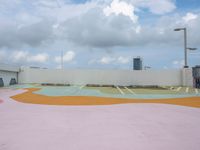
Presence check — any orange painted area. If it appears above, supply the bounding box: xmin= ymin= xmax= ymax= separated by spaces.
xmin=11 ymin=88 xmax=200 ymax=108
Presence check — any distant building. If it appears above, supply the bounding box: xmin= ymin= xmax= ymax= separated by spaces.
xmin=192 ymin=65 xmax=200 ymax=88
xmin=133 ymin=57 xmax=143 ymax=70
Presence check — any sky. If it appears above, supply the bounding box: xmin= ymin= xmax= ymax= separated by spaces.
xmin=0 ymin=0 xmax=199 ymax=69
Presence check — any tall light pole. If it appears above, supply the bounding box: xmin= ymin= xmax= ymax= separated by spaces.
xmin=174 ymin=28 xmax=188 ymax=68
xmin=174 ymin=28 xmax=197 ymax=68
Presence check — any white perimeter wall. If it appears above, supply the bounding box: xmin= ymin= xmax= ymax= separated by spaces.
xmin=18 ymin=67 xmax=183 ymax=86
xmin=0 ymin=71 xmax=18 ymax=86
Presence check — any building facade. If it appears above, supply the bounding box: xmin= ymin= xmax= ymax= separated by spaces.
xmin=133 ymin=57 xmax=143 ymax=70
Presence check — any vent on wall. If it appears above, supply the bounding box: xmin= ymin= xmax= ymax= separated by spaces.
xmin=9 ymin=78 xmax=17 ymax=85
xmin=0 ymin=78 xmax=4 ymax=87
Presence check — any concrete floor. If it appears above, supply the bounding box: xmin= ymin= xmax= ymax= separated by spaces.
xmin=0 ymin=89 xmax=200 ymax=150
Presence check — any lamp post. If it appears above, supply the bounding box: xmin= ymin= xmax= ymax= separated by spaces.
xmin=174 ymin=28 xmax=198 ymax=68
xmin=174 ymin=28 xmax=188 ymax=68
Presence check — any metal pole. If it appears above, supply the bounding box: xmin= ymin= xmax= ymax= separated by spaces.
xmin=183 ymin=28 xmax=188 ymax=68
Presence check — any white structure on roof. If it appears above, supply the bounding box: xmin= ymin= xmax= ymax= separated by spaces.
xmin=182 ymin=68 xmax=193 ymax=87
xmin=0 ymin=64 xmax=19 ymax=86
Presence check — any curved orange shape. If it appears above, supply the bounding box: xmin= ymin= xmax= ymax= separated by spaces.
xmin=11 ymin=88 xmax=200 ymax=108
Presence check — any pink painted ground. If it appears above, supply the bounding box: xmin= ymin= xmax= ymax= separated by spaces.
xmin=0 ymin=89 xmax=200 ymax=150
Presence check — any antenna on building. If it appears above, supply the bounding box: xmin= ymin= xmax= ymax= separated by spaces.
xmin=61 ymin=50 xmax=63 ymax=69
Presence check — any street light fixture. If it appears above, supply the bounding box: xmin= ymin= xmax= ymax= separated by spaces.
xmin=174 ymin=28 xmax=188 ymax=68
xmin=174 ymin=28 xmax=185 ymax=31
xmin=187 ymin=48 xmax=197 ymax=51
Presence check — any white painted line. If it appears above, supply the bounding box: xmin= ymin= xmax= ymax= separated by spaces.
xmin=195 ymin=89 xmax=199 ymax=94
xmin=125 ymin=87 xmax=136 ymax=95
xmin=176 ymin=87 xmax=182 ymax=92
xmin=186 ymin=87 xmax=189 ymax=93
xmin=116 ymin=86 xmax=124 ymax=95
xmin=79 ymin=85 xmax=85 ymax=89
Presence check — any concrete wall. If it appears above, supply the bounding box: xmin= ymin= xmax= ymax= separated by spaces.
xmin=0 ymin=70 xmax=18 ymax=86
xmin=18 ymin=67 xmax=183 ymax=86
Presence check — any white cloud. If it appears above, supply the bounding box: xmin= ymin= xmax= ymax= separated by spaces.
xmin=127 ymin=0 xmax=176 ymax=15
xmin=144 ymin=0 xmax=176 ymax=15
xmin=103 ymin=0 xmax=138 ymax=23
xmin=183 ymin=12 xmax=198 ymax=23
xmin=33 ymin=0 xmax=60 ymax=8
xmin=55 ymin=50 xmax=75 ymax=63
xmin=10 ymin=50 xmax=49 ymax=63
xmin=34 ymin=0 xmax=99 ymax=23
xmin=12 ymin=51 xmax=29 ymax=62
xmin=16 ymin=13 xmax=42 ymax=29
xmin=173 ymin=60 xmax=179 ymax=65
xmin=29 ymin=53 xmax=49 ymax=63
xmin=0 ymin=50 xmax=7 ymax=61
xmin=172 ymin=60 xmax=184 ymax=68
xmin=99 ymin=56 xmax=115 ymax=64
xmin=0 ymin=0 xmax=180 ymax=50
xmin=63 ymin=51 xmax=75 ymax=62
xmin=99 ymin=56 xmax=130 ymax=65
xmin=117 ymin=56 xmax=129 ymax=64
